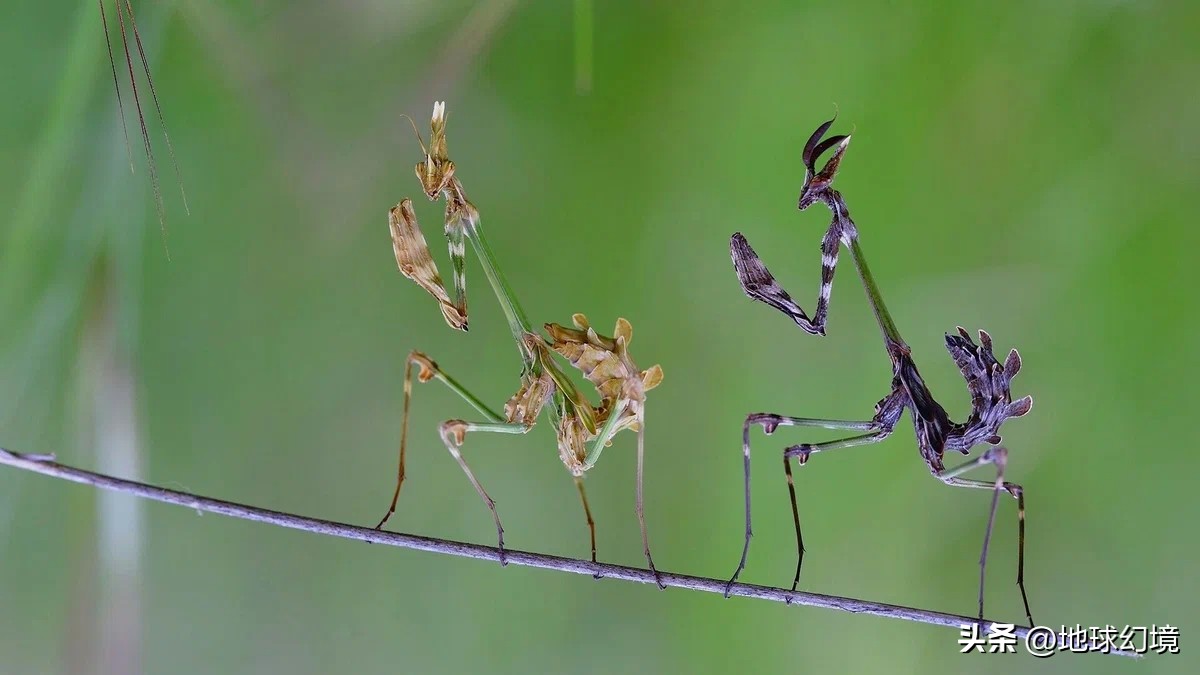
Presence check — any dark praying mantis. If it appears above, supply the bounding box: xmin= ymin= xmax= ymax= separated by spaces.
xmin=374 ymin=102 xmax=665 ymax=584
xmin=725 ymin=118 xmax=1034 ymax=624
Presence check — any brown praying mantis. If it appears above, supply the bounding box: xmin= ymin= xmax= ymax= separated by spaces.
xmin=374 ymin=102 xmax=665 ymax=584
xmin=725 ymin=118 xmax=1034 ymax=625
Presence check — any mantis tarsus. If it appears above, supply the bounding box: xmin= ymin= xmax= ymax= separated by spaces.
xmin=375 ymin=103 xmax=665 ymax=585
xmin=98 ymin=0 xmax=188 ymax=247
xmin=726 ymin=118 xmax=1034 ymax=625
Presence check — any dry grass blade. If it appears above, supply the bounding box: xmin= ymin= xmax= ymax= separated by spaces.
xmin=99 ymin=0 xmax=188 ymax=255
xmin=120 ymin=0 xmax=189 ymax=214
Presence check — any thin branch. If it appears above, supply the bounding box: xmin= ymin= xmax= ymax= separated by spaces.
xmin=0 ymin=447 xmax=1137 ymax=658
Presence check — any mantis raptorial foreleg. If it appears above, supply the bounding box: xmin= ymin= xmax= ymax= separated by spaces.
xmin=442 ymin=194 xmax=471 ymax=324
xmin=730 ymin=230 xmax=842 ymax=336
xmin=389 ymin=200 xmax=469 ymax=331
xmin=729 ymin=121 xmax=852 ymax=337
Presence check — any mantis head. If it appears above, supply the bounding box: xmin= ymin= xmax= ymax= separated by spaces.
xmin=799 ymin=117 xmax=852 ymax=210
xmin=406 ymin=101 xmax=457 ymax=201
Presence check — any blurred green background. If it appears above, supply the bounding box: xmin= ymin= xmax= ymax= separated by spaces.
xmin=1 ymin=0 xmax=1196 ymax=673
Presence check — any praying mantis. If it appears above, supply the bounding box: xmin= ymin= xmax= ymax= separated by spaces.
xmin=374 ymin=102 xmax=665 ymax=584
xmin=725 ymin=118 xmax=1035 ymax=624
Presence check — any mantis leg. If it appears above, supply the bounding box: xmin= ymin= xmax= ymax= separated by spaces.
xmin=443 ymin=201 xmax=469 ymax=323
xmin=936 ymin=447 xmax=1032 ymax=626
xmin=388 ymin=202 xmax=469 ymax=330
xmin=779 ymin=429 xmax=898 ymax=593
xmin=726 ymin=412 xmax=898 ymax=595
xmin=578 ymin=403 xmax=664 ymax=587
xmin=573 ymin=476 xmax=600 ymax=578
xmin=375 ymin=351 xmax=522 ymax=563
xmin=729 ymin=228 xmax=842 ymax=336
xmin=631 ymin=422 xmax=662 ymax=588
xmin=438 ymin=419 xmax=533 ymax=565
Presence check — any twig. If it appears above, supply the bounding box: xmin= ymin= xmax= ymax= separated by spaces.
xmin=0 ymin=447 xmax=1138 ymax=658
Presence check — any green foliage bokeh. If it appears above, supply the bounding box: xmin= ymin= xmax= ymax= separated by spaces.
xmin=1 ymin=1 xmax=1196 ymax=673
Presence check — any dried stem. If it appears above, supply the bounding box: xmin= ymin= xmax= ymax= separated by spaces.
xmin=0 ymin=447 xmax=1137 ymax=658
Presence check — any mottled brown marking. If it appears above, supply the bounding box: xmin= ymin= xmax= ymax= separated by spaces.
xmin=545 ymin=314 xmax=664 ymax=442
xmin=388 ymin=200 xmax=468 ymax=330
xmin=503 ymin=370 xmax=555 ymax=426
